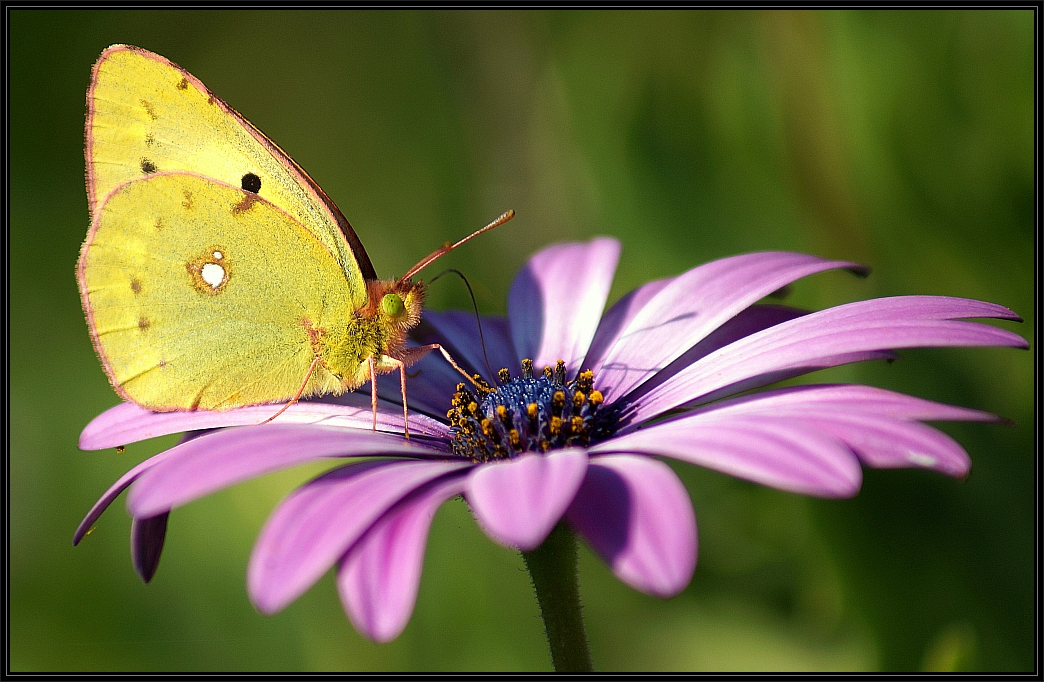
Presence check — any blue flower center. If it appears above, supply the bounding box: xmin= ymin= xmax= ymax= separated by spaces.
xmin=448 ymin=359 xmax=618 ymax=462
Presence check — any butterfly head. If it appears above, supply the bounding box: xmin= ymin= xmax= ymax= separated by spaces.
xmin=368 ymin=278 xmax=424 ymax=334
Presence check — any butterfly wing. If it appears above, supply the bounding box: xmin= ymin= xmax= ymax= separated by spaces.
xmin=86 ymin=44 xmax=375 ymax=311
xmin=78 ymin=173 xmax=356 ymax=410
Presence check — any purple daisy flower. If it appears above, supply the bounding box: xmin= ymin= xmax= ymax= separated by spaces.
xmin=75 ymin=238 xmax=1027 ymax=644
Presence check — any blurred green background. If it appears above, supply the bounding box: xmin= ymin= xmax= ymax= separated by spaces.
xmin=9 ymin=9 xmax=1034 ymax=672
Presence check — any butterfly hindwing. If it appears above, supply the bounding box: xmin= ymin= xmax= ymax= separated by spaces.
xmin=79 ymin=173 xmax=356 ymax=410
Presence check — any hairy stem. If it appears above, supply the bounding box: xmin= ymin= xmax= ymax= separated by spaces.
xmin=521 ymin=523 xmax=593 ymax=672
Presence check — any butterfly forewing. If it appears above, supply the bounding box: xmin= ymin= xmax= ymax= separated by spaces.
xmin=86 ymin=45 xmax=371 ymax=309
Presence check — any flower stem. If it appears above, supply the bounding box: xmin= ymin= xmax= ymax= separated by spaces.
xmin=521 ymin=523 xmax=593 ymax=672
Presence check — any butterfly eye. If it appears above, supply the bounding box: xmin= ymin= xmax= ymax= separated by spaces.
xmin=381 ymin=293 xmax=405 ymax=319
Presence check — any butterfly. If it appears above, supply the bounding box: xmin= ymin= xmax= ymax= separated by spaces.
xmin=77 ymin=44 xmax=511 ymax=436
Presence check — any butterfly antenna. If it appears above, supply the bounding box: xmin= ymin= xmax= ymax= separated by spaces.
xmin=260 ymin=355 xmax=322 ymax=424
xmin=430 ymin=268 xmax=496 ymax=384
xmin=398 ymin=210 xmax=514 ymax=284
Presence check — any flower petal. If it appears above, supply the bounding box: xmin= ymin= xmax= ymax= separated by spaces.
xmin=677 ymin=383 xmax=1001 ymax=423
xmin=593 ymin=252 xmax=867 ymax=403
xmin=127 ymin=425 xmax=442 ymax=519
xmin=338 ymin=473 xmax=467 ymax=643
xmin=565 ymin=454 xmax=696 ymax=598
xmin=80 ymin=396 xmax=447 ymax=451
xmin=629 ymin=296 xmax=1027 ymax=424
xmin=669 ymin=384 xmax=998 ymax=477
xmin=420 ymin=311 xmax=520 ymax=379
xmin=508 ymin=238 xmax=621 ymax=374
xmin=73 ymin=448 xmax=180 ymax=545
xmin=248 ymin=459 xmax=469 ymax=614
xmin=131 ymin=513 xmax=168 ymax=583
xmin=582 ymin=276 xmax=673 ymax=375
xmin=465 ymin=448 xmax=589 ymax=551
xmin=594 ymin=415 xmax=862 ymax=497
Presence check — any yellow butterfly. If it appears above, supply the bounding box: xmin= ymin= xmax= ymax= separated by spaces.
xmin=77 ymin=45 xmax=510 ymax=435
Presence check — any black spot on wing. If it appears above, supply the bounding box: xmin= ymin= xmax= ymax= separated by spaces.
xmin=241 ymin=173 xmax=261 ymax=194
xmin=141 ymin=158 xmax=157 ymax=174
xmin=177 ymin=77 xmax=189 ymax=90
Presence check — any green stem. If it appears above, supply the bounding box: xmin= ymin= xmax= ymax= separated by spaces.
xmin=521 ymin=523 xmax=593 ymax=672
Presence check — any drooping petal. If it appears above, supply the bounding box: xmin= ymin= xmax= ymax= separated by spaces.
xmin=593 ymin=252 xmax=867 ymax=403
xmin=73 ymin=447 xmax=180 ymax=545
xmin=131 ymin=513 xmax=168 ymax=583
xmin=508 ymin=238 xmax=621 ymax=374
xmin=338 ymin=473 xmax=467 ymax=643
xmin=126 ymin=425 xmax=443 ymax=519
xmin=465 ymin=448 xmax=589 ymax=551
xmin=248 ymin=459 xmax=469 ymax=615
xmin=628 ymin=296 xmax=1027 ymax=424
xmin=565 ymin=454 xmax=697 ymax=598
xmin=79 ymin=396 xmax=447 ymax=451
xmin=593 ymin=416 xmax=863 ymax=498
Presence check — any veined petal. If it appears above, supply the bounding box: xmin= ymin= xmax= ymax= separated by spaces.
xmin=79 ymin=397 xmax=447 ymax=451
xmin=678 ymin=383 xmax=1001 ymax=423
xmin=509 ymin=238 xmax=621 ymax=374
xmin=594 ymin=416 xmax=862 ymax=498
xmin=127 ymin=425 xmax=444 ymax=518
xmin=248 ymin=459 xmax=469 ymax=615
xmin=582 ymin=276 xmax=672 ymax=376
xmin=636 ymin=384 xmax=993 ymax=478
xmin=466 ymin=448 xmax=589 ymax=551
xmin=594 ymin=252 xmax=867 ymax=403
xmin=131 ymin=513 xmax=168 ymax=583
xmin=420 ymin=312 xmax=520 ymax=379
xmin=629 ymin=296 xmax=1027 ymax=424
xmin=338 ymin=473 xmax=467 ymax=643
xmin=566 ymin=454 xmax=697 ymax=598
xmin=73 ymin=447 xmax=180 ymax=545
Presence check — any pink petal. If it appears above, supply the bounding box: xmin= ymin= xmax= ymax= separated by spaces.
xmin=582 ymin=276 xmax=672 ymax=375
xmin=465 ymin=449 xmax=589 ymax=551
xmin=679 ymin=383 xmax=1000 ymax=423
xmin=131 ymin=513 xmax=168 ymax=583
xmin=338 ymin=474 xmax=467 ymax=643
xmin=73 ymin=447 xmax=181 ymax=545
xmin=629 ymin=296 xmax=1027 ymax=424
xmin=80 ymin=397 xmax=447 ymax=451
xmin=594 ymin=416 xmax=863 ymax=498
xmin=508 ymin=238 xmax=621 ymax=375
xmin=248 ymin=459 xmax=469 ymax=614
xmin=680 ymin=384 xmax=993 ymax=476
xmin=421 ymin=311 xmax=520 ymax=379
xmin=593 ymin=252 xmax=867 ymax=403
xmin=800 ymin=413 xmax=972 ymax=476
xmin=127 ymin=424 xmax=441 ymax=518
xmin=566 ymin=454 xmax=697 ymax=598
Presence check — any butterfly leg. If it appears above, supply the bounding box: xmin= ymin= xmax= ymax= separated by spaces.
xmin=401 ymin=343 xmax=488 ymax=391
xmin=368 ymin=355 xmax=378 ymax=432
xmin=260 ymin=355 xmax=322 ymax=425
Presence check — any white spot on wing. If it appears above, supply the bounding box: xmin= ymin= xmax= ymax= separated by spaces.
xmin=213 ymin=250 xmax=223 ymax=260
xmin=201 ymin=262 xmax=226 ymax=289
